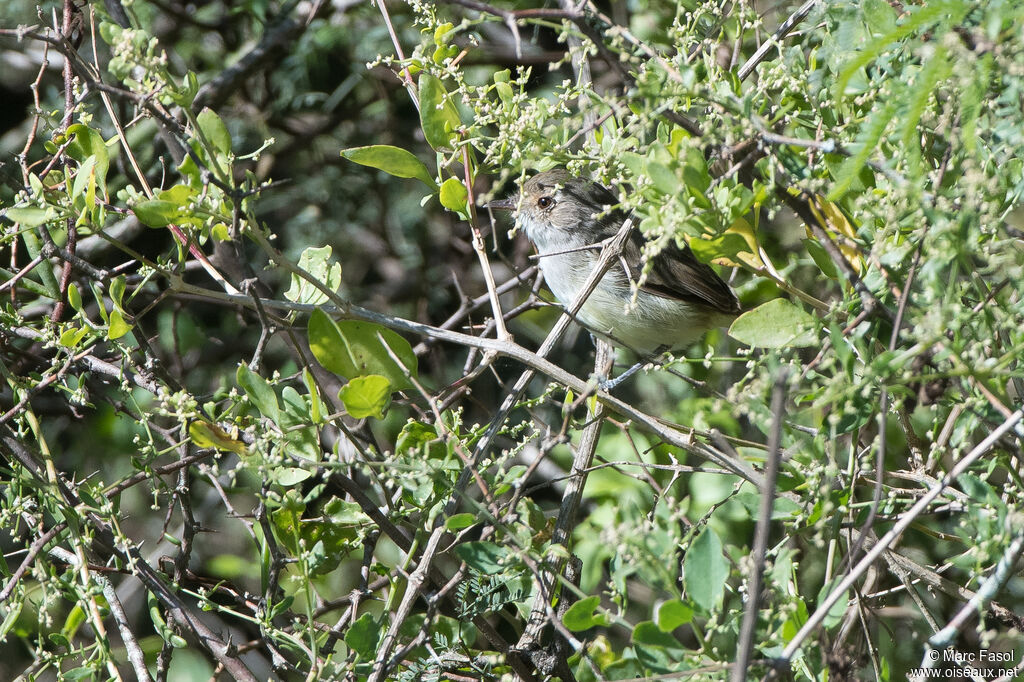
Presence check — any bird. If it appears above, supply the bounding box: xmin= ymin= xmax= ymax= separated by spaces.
xmin=488 ymin=169 xmax=740 ymax=364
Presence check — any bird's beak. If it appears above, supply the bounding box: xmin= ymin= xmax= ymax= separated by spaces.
xmin=485 ymin=196 xmax=517 ymax=212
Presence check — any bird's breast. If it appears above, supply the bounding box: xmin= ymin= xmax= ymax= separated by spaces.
xmin=537 ymin=251 xmax=715 ymax=354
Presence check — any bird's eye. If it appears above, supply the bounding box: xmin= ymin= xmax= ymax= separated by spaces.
xmin=537 ymin=196 xmax=554 ymax=209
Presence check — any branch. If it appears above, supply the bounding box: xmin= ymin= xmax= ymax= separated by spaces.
xmin=777 ymin=407 xmax=1024 ymax=665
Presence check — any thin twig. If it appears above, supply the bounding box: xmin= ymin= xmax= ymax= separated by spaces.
xmin=778 ymin=408 xmax=1024 ymax=664
xmin=738 ymin=0 xmax=819 ymax=81
xmin=732 ymin=368 xmax=788 ymax=682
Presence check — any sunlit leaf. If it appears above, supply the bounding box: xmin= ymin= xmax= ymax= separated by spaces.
xmin=683 ymin=527 xmax=728 ymax=612
xmin=340 ymin=145 xmax=437 ymax=191
xmin=307 ymin=309 xmax=417 ymax=390
xmin=729 ymin=298 xmax=818 ymax=348
xmin=338 ymin=374 xmax=392 ymax=419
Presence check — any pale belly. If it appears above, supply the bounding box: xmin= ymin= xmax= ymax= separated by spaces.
xmin=539 ymin=252 xmax=720 ymax=355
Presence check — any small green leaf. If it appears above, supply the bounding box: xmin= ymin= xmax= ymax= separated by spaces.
xmin=439 ymin=177 xmax=468 ymax=212
xmin=61 ymin=605 xmax=87 ymax=641
xmin=284 ymin=245 xmax=342 ymax=305
xmin=189 ymin=420 xmax=247 ymax=455
xmin=453 ymin=541 xmax=508 ymax=574
xmin=303 ymin=368 xmax=323 ymax=424
xmin=307 ymin=309 xmax=417 ymax=390
xmin=273 ymin=467 xmax=311 ymax=486
xmin=683 ymin=147 xmax=711 ymax=193
xmin=563 ymin=595 xmax=606 ymax=632
xmin=729 ymin=298 xmax=818 ymax=348
xmin=339 ymin=374 xmax=392 ymax=419
xmin=58 ymin=323 xmax=89 ymax=348
xmin=109 ymin=276 xmax=126 ymax=310
xmin=67 ymin=283 xmax=82 ymax=311
xmin=655 ymin=599 xmax=693 ymax=632
xmin=107 ymin=309 xmax=132 ymax=340
xmin=683 ymin=527 xmax=729 ymax=612
xmin=646 ymin=160 xmax=678 ymax=195
xmin=65 ymin=124 xmax=109 ymax=199
xmin=802 ymin=238 xmax=839 ymax=279
xmin=5 ymin=206 xmax=54 ymax=227
xmin=48 ymin=632 xmax=70 ymax=648
xmin=132 ymin=200 xmax=180 ymax=227
xmin=816 ymin=579 xmax=850 ymax=629
xmin=826 ymin=100 xmax=896 ymax=199
xmin=340 ymin=145 xmax=437 ymax=190
xmin=433 ymin=22 xmax=455 ymax=45
xmin=689 ymin=233 xmax=751 ymax=264
xmin=632 ymin=620 xmax=686 ymax=649
xmin=197 ymin=108 xmax=232 ymax=155
xmin=158 ymin=183 xmax=195 ymax=204
xmin=418 ymin=73 xmax=461 ymax=150
xmin=445 ymin=513 xmax=477 ymax=531
xmin=345 ymin=612 xmax=380 ymax=659
xmin=325 ymin=498 xmax=372 ymax=525
xmin=863 ymin=0 xmax=897 ymax=33
xmin=70 ymin=155 xmax=96 ymax=205
xmin=236 ymin=364 xmax=281 ymax=423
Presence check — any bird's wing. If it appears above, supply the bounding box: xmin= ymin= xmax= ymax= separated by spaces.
xmin=621 ymin=232 xmax=741 ymax=315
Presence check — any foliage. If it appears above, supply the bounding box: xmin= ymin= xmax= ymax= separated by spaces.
xmin=1 ymin=0 xmax=1024 ymax=680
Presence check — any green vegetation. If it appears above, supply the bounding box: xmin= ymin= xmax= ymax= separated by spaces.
xmin=1 ymin=0 xmax=1023 ymax=680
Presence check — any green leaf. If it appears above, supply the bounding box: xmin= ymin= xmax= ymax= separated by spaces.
xmin=107 ymin=309 xmax=132 ymax=340
xmin=109 ymin=275 xmax=126 ymax=310
xmin=563 ymin=595 xmax=606 ymax=632
xmin=802 ymin=238 xmax=838 ymax=279
xmin=826 ymin=100 xmax=895 ymax=200
xmin=65 ymin=124 xmax=109 ymax=199
xmin=70 ymin=155 xmax=96 ymax=205
xmin=396 ymin=420 xmax=446 ymax=459
xmin=345 ymin=612 xmax=380 ymax=659
xmin=683 ymin=147 xmax=711 ymax=193
xmin=324 ymin=498 xmax=372 ymax=525
xmin=273 ymin=467 xmax=311 ymax=486
xmin=158 ymin=183 xmax=196 ymax=204
xmin=5 ymin=206 xmax=54 ymax=227
xmin=816 ymin=579 xmax=850 ymax=629
xmin=197 ymin=107 xmax=232 ymax=155
xmin=646 ymin=160 xmax=678 ymax=195
xmin=655 ymin=599 xmax=693 ymax=632
xmin=61 ymin=604 xmax=87 ymax=641
xmin=132 ymin=199 xmax=180 ymax=228
xmin=729 ymin=298 xmax=818 ymax=348
xmin=835 ymin=2 xmax=960 ymax=98
xmin=307 ymin=309 xmax=417 ymax=390
xmin=734 ymin=492 xmax=802 ymax=521
xmin=67 ymin=285 xmax=85 ymax=315
xmin=689 ymin=233 xmax=751 ymax=264
xmin=303 ymin=368 xmax=323 ymax=423
xmin=439 ymin=177 xmax=468 ymax=213
xmin=683 ymin=527 xmax=729 ymax=612
xmin=863 ymin=0 xmax=897 ymax=34
xmin=418 ymin=73 xmax=461 ymax=150
xmin=189 ymin=420 xmax=247 ymax=455
xmin=236 ymin=364 xmax=281 ymax=424
xmin=445 ymin=512 xmax=477 ymax=531
xmin=340 ymin=145 xmax=437 ymax=190
xmin=338 ymin=374 xmax=392 ymax=419
xmin=0 ymin=599 xmax=22 ymax=639
xmin=453 ymin=541 xmax=508 ymax=574
xmin=632 ymin=620 xmax=686 ymax=650
xmin=284 ymin=245 xmax=342 ymax=305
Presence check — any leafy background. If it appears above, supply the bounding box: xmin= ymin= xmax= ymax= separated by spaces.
xmin=1 ymin=0 xmax=1023 ymax=680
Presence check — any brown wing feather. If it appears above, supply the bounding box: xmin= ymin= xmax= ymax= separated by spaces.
xmin=622 ymin=232 xmax=741 ymax=315
xmin=575 ymin=175 xmax=741 ymax=316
